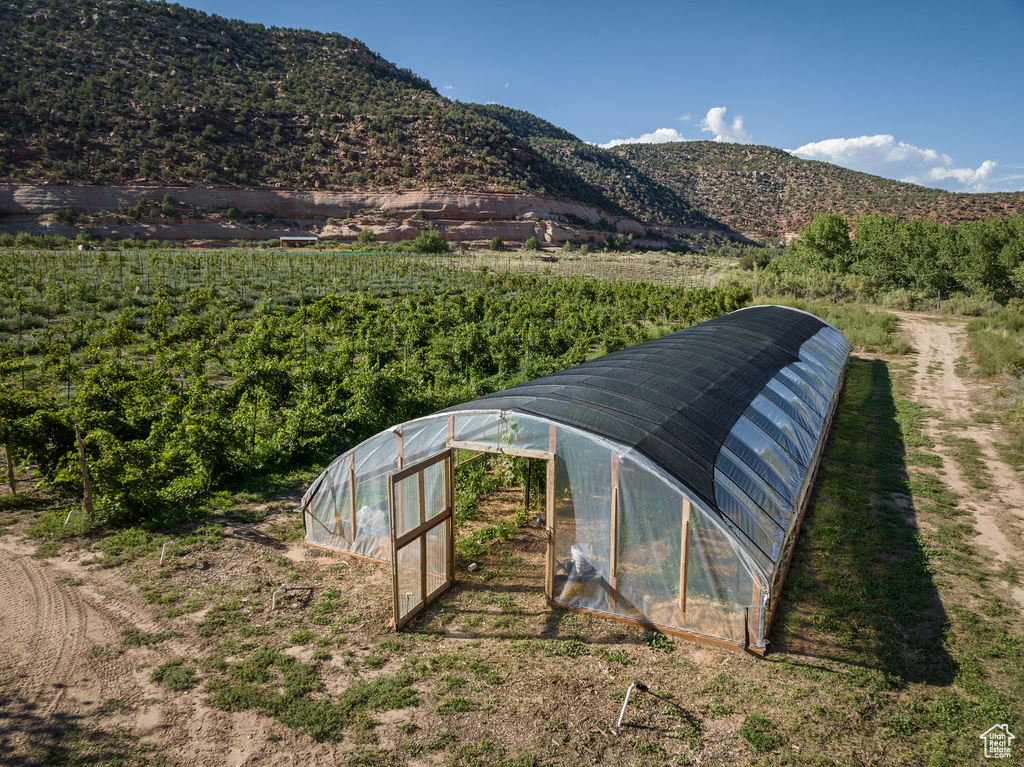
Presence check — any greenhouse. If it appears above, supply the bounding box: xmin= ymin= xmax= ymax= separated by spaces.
xmin=300 ymin=305 xmax=850 ymax=654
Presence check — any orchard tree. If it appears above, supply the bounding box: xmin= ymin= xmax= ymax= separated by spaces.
xmin=792 ymin=213 xmax=854 ymax=273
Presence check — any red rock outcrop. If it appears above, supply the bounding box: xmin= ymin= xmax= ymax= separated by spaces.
xmin=0 ymin=184 xmax=654 ymax=244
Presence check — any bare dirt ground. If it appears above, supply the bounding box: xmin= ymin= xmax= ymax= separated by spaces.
xmin=895 ymin=312 xmax=1024 ymax=607
xmin=0 ymin=508 xmax=357 ymax=766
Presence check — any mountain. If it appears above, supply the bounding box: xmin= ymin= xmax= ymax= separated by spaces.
xmin=1 ymin=0 xmax=1021 ymax=246
xmin=0 ymin=0 xmax=576 ymax=195
xmin=607 ymin=142 xmax=1024 ymax=240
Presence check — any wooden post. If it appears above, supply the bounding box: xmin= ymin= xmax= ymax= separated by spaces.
xmin=609 ymin=452 xmax=619 ymax=613
xmin=396 ymin=427 xmax=404 ymax=471
xmin=679 ymin=498 xmax=691 ymax=622
xmin=447 ymin=450 xmax=455 ymax=583
xmin=388 ymin=474 xmax=400 ymax=629
xmin=524 ymin=458 xmax=531 ymax=510
xmin=418 ymin=468 xmax=426 ymax=605
xmin=74 ymin=424 xmax=94 ymax=519
xmin=545 ymin=424 xmax=557 ymax=601
xmin=348 ymin=453 xmax=357 ymax=541
xmin=751 ymin=573 xmax=762 ymax=646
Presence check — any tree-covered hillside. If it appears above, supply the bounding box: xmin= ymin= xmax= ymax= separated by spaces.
xmin=612 ymin=142 xmax=1024 ymax=238
xmin=1 ymin=0 xmax=1021 ymax=241
xmin=0 ymin=0 xmax=587 ymax=197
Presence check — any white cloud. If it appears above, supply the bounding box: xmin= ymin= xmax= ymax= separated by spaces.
xmin=789 ymin=135 xmax=1000 ymax=192
xmin=598 ymin=127 xmax=686 ymax=149
xmin=699 ymin=107 xmax=752 ymax=144
xmin=503 ymin=82 xmax=510 ymax=88
xmin=443 ymin=85 xmax=453 ymax=91
xmin=678 ymin=113 xmax=692 ymax=122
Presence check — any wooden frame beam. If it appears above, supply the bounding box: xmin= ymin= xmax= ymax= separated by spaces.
xmin=609 ymin=452 xmax=619 ymax=613
xmin=348 ymin=453 xmax=357 ymax=542
xmin=545 ymin=424 xmax=557 ymax=601
xmin=447 ymin=439 xmax=552 ymax=461
xmin=679 ymin=498 xmax=691 ymax=622
xmin=547 ymin=600 xmax=766 ymax=657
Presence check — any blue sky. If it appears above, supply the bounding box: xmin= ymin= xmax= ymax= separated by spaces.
xmin=178 ymin=0 xmax=1024 ymax=193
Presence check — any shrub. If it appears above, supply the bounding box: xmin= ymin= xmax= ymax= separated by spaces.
xmin=54 ymin=208 xmax=81 ymax=226
xmin=356 ymin=228 xmax=377 ymax=246
xmin=523 ymin=237 xmax=541 ymax=251
xmin=489 ymin=236 xmax=504 ymax=252
xmin=738 ymin=250 xmax=772 ymax=270
xmin=411 ymin=228 xmax=448 ymax=254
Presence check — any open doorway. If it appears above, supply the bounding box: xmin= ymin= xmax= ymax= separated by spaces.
xmin=388 ymin=439 xmax=556 ymax=635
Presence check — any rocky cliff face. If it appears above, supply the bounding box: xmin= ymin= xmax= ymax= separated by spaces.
xmin=0 ymin=184 xmax=663 ymax=245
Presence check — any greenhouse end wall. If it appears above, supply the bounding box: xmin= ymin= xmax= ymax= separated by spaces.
xmin=303 ymin=412 xmax=767 ymax=650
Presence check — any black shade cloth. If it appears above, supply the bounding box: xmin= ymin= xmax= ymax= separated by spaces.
xmin=440 ymin=305 xmax=829 ymax=512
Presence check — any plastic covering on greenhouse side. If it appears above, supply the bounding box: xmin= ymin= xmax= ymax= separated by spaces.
xmin=300 ymin=305 xmax=851 ymax=653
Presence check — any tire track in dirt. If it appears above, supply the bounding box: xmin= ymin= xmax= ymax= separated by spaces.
xmin=0 ymin=539 xmax=130 ymax=755
xmin=0 ymin=537 xmax=355 ymax=766
xmin=896 ymin=312 xmax=1024 ymax=606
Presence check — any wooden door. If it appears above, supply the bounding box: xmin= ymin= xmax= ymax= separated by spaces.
xmin=388 ymin=450 xmax=454 ymax=630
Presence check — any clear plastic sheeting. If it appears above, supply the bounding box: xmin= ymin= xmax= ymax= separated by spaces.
xmin=453 ymin=411 xmax=551 ymax=453
xmin=614 ymin=453 xmax=683 ymax=629
xmin=553 ymin=427 xmax=613 ymax=615
xmin=685 ymin=505 xmax=757 ymax=643
xmin=744 ymin=394 xmax=815 ymax=465
xmin=401 ymin=419 xmax=449 ymax=467
xmin=302 ymin=429 xmax=398 ymax=561
xmin=713 ymin=468 xmax=783 ymax=566
xmin=301 ymin=306 xmax=850 ymax=653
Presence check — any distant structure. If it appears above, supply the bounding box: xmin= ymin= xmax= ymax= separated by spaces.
xmin=280 ymin=235 xmax=318 ymax=248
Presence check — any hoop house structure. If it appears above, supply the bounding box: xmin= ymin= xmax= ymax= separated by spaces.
xmin=301 ymin=305 xmax=849 ymax=653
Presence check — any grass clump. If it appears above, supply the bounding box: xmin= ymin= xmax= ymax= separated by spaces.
xmin=738 ymin=714 xmax=782 ymax=751
xmin=208 ymin=648 xmax=416 ymax=742
xmin=150 ymin=659 xmax=197 ymax=690
xmin=437 ymin=697 xmax=473 ymax=714
xmin=942 ymin=434 xmax=992 ymax=489
xmin=634 ymin=738 xmax=663 ymax=756
xmin=457 ymin=519 xmax=520 ymax=560
xmin=601 ymin=648 xmax=632 ymax=665
xmin=121 ymin=628 xmax=172 ymax=647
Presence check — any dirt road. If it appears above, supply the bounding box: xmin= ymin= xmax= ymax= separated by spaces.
xmin=896 ymin=312 xmax=1024 ymax=605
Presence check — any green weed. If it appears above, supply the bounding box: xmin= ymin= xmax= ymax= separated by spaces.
xmin=150 ymin=659 xmax=197 ymax=690
xmin=738 ymin=714 xmax=782 ymax=751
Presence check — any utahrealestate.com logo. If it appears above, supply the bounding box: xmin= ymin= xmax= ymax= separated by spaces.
xmin=980 ymin=725 xmax=1015 ymax=759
